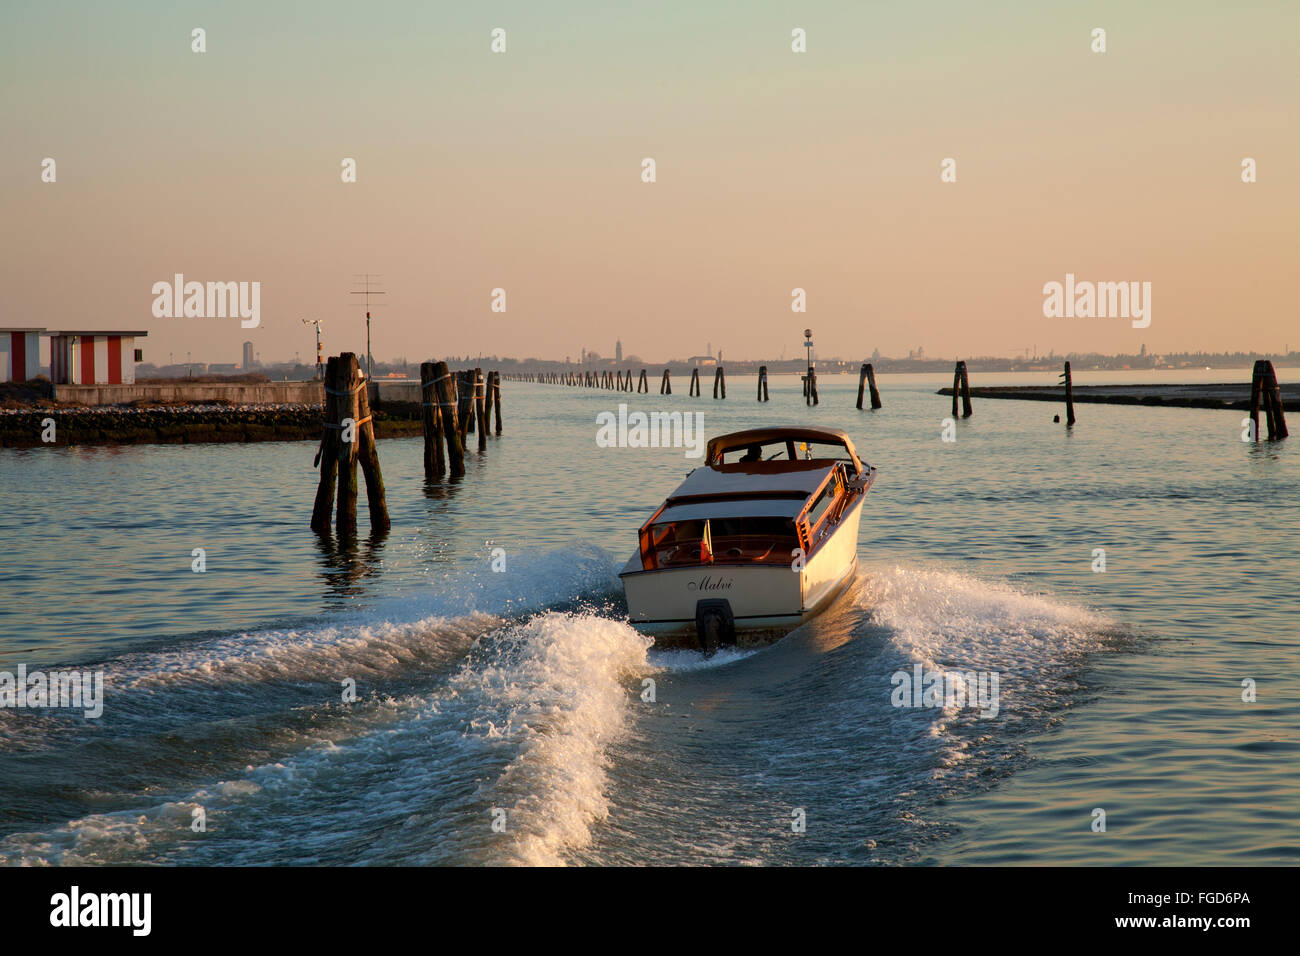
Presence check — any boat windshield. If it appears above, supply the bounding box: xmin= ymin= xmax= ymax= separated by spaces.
xmin=717 ymin=439 xmax=857 ymax=465
xmin=642 ymin=516 xmax=799 ymax=569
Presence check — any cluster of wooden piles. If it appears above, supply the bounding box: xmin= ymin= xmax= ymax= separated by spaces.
xmin=311 ymin=356 xmax=507 ymax=537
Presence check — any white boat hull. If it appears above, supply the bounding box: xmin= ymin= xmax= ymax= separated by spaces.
xmin=620 ymin=496 xmax=864 ymax=643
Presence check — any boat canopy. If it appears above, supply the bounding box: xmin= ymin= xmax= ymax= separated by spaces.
xmin=666 ymin=459 xmax=833 ymax=502
xmin=655 ymin=497 xmax=804 ymax=524
xmin=705 ymin=427 xmax=864 ymax=474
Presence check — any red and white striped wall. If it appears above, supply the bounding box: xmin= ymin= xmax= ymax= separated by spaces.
xmin=0 ymin=330 xmax=42 ymax=383
xmin=48 ymin=333 xmax=141 ymax=385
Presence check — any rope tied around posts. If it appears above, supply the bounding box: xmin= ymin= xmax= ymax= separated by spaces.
xmin=311 ymin=376 xmax=373 ymax=466
xmin=324 ymin=379 xmax=369 ymax=397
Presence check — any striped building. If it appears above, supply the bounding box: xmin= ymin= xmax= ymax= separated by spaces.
xmin=48 ymin=330 xmax=147 ymax=385
xmin=0 ymin=328 xmax=43 ymax=383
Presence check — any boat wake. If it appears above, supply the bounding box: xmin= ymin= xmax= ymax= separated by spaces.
xmin=855 ymin=565 xmax=1120 ymax=782
xmin=0 ymin=550 xmax=1125 ymax=866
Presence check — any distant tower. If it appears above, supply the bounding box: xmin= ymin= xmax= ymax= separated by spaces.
xmin=242 ymin=341 xmax=255 ymax=369
xmin=581 ymin=347 xmax=586 ymax=365
xmin=872 ymin=347 xmax=880 ymax=360
xmin=616 ymin=339 xmax=623 ymax=363
xmin=1140 ymin=343 xmax=1147 ymax=356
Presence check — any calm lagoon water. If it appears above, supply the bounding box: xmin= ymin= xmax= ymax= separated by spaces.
xmin=0 ymin=370 xmax=1296 ymax=865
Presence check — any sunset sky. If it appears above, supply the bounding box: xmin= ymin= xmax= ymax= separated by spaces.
xmin=2 ymin=0 xmax=1296 ymax=366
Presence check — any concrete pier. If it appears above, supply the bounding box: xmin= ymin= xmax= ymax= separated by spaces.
xmin=935 ymin=382 xmax=1300 ymax=411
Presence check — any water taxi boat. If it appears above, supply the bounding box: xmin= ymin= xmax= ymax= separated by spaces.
xmin=619 ymin=426 xmax=876 ymax=651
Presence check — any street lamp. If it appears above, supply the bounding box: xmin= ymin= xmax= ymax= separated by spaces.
xmin=302 ymin=318 xmax=324 ymax=380
xmin=803 ymin=329 xmax=817 ymax=406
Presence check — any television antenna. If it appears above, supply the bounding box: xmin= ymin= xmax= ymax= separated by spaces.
xmin=350 ymin=274 xmax=386 ymax=378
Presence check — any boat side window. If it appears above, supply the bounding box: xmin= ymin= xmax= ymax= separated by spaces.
xmin=806 ymin=477 xmax=840 ymax=529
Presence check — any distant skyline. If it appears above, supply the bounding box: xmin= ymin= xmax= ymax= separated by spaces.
xmin=135 ymin=344 xmax=1299 ymax=376
xmin=3 ymin=1 xmax=1296 ymax=367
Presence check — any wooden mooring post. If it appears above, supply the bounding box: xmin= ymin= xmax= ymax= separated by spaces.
xmin=689 ymin=368 xmax=700 ymax=396
xmin=803 ymin=366 xmax=818 ymax=406
xmin=474 ymin=368 xmax=488 ymax=451
xmin=310 ymin=356 xmax=341 ymax=535
xmin=311 ymin=352 xmax=388 ymax=537
xmin=492 ymin=370 xmax=502 ymax=435
xmin=354 ymin=361 xmax=390 ymax=534
xmin=638 ymin=369 xmax=649 ymax=393
xmin=458 ymin=370 xmax=474 ymax=440
xmin=757 ymin=365 xmax=769 ymax=402
xmin=1060 ymin=361 xmax=1076 ymax=427
xmin=953 ymin=361 xmax=972 ymax=418
xmin=661 ymin=369 xmax=672 ymax=394
xmin=713 ymin=366 xmax=726 ymax=399
xmin=434 ymin=361 xmax=465 ymax=477
xmin=334 ymin=355 xmax=359 ymax=538
xmin=856 ymin=362 xmax=882 ymax=410
xmin=420 ymin=361 xmax=445 ymax=479
xmin=1250 ymin=359 xmax=1289 ymax=441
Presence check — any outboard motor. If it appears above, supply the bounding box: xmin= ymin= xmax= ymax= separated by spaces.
xmin=694 ymin=599 xmax=736 ymax=656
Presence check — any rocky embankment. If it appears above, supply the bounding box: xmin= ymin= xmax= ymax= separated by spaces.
xmin=0 ymin=402 xmax=424 ymax=449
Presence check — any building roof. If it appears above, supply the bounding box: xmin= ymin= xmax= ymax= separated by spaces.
xmin=46 ymin=330 xmax=149 ymax=337
xmin=0 ymin=327 xmax=46 ymax=333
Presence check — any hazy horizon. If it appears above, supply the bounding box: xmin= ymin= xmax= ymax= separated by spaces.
xmin=3 ymin=1 xmax=1296 ymax=368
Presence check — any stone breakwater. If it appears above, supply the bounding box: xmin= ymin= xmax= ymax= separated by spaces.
xmin=0 ymin=402 xmax=423 ymax=449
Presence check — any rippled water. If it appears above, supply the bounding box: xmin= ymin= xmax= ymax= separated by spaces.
xmin=0 ymin=371 xmax=1296 ymax=865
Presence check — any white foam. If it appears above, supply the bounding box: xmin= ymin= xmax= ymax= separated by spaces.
xmin=93 ymin=544 xmax=623 ymax=697
xmin=453 ymin=612 xmax=652 ymax=865
xmin=857 ymin=565 xmax=1112 ymax=766
xmin=0 ymin=798 xmax=206 ymax=866
xmin=114 ymin=612 xmax=496 ymax=693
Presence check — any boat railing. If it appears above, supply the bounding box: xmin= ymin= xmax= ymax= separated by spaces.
xmin=799 ymin=462 xmax=863 ymax=552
